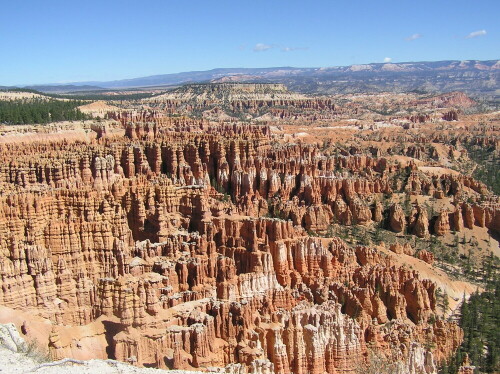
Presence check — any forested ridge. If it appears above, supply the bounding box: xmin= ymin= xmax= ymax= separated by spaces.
xmin=441 ymin=258 xmax=499 ymax=373
xmin=467 ymin=145 xmax=500 ymax=195
xmin=2 ymin=87 xmax=163 ymax=101
xmin=0 ymin=98 xmax=89 ymax=124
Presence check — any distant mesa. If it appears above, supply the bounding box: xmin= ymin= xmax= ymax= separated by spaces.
xmin=23 ymin=84 xmax=105 ymax=93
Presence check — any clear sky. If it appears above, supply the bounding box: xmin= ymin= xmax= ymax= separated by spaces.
xmin=1 ymin=0 xmax=498 ymax=86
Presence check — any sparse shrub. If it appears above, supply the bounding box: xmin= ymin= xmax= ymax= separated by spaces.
xmin=23 ymin=339 xmax=52 ymax=363
xmin=354 ymin=347 xmax=405 ymax=374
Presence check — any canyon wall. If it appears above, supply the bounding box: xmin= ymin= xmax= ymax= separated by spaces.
xmin=0 ymin=117 xmax=484 ymax=373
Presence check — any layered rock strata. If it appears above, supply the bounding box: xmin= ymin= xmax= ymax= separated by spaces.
xmin=0 ymin=119 xmax=482 ymax=373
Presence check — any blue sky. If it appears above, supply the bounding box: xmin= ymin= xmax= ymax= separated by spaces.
xmin=0 ymin=0 xmax=498 ymax=86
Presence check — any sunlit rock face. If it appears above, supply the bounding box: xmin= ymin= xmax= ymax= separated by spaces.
xmin=2 ymin=112 xmax=491 ymax=373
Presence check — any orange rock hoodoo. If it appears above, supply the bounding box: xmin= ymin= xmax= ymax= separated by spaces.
xmin=0 ymin=116 xmax=489 ymax=373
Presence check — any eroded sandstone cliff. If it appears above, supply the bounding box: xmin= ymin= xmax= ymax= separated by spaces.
xmin=1 ymin=108 xmax=494 ymax=373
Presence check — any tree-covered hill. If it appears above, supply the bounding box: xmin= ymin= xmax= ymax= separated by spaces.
xmin=441 ymin=256 xmax=499 ymax=373
xmin=0 ymin=98 xmax=89 ymax=125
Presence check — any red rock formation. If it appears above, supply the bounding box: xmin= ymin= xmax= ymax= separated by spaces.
xmin=372 ymin=201 xmax=383 ymax=222
xmin=389 ymin=243 xmax=414 ymax=256
xmin=389 ymin=203 xmax=406 ymax=233
xmin=0 ymin=117 xmax=476 ymax=373
xmin=418 ymin=250 xmax=435 ymax=265
xmin=413 ymin=205 xmax=430 ymax=238
xmin=434 ymin=210 xmax=451 ymax=236
xmin=442 ymin=110 xmax=459 ymax=121
xmin=462 ymin=203 xmax=475 ymax=229
xmin=452 ymin=205 xmax=464 ymax=232
xmin=415 ymin=92 xmax=476 ymax=109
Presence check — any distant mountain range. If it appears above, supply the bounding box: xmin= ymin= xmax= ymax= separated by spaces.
xmin=11 ymin=60 xmax=500 ymax=99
